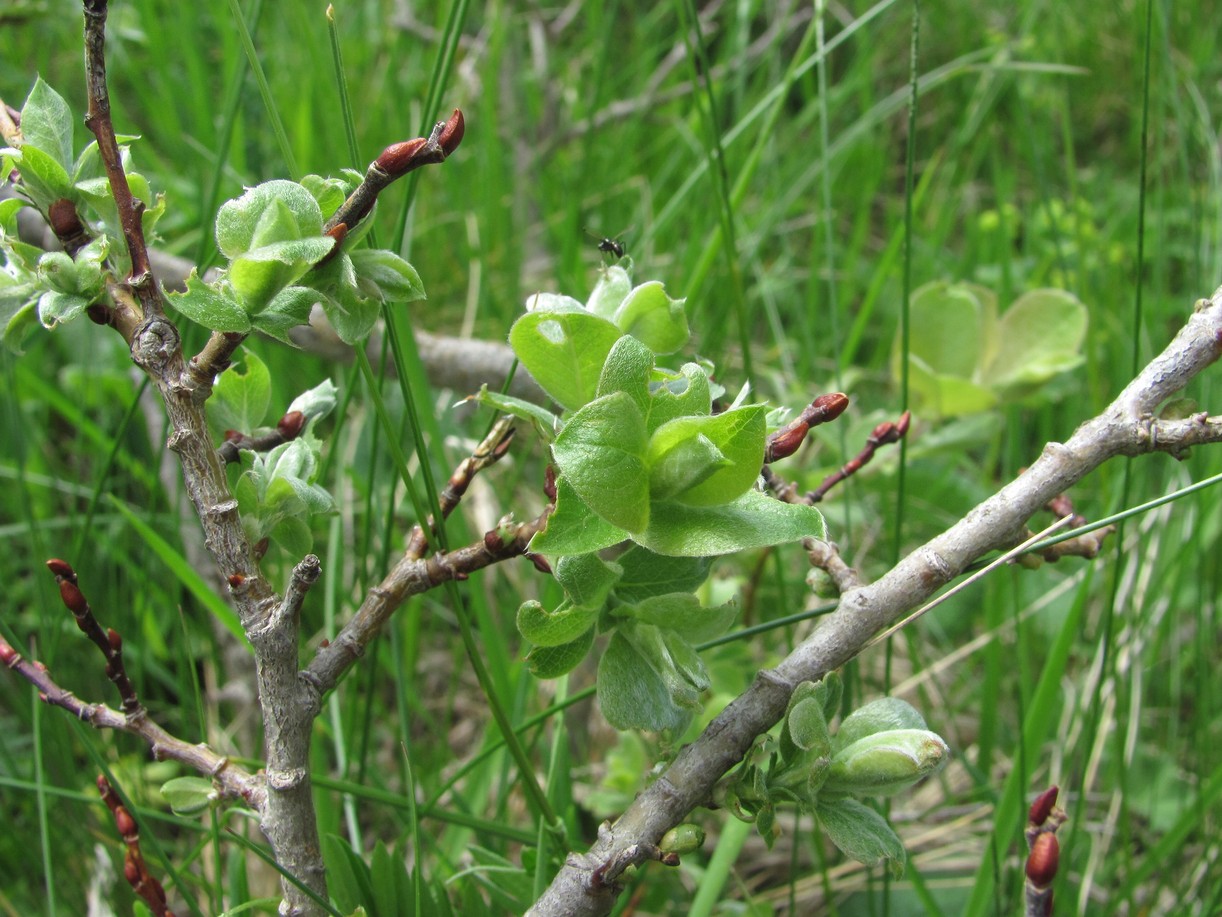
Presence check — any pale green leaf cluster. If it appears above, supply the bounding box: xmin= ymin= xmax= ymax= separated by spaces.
xmin=722 ymin=673 xmax=949 ymax=875
xmin=892 ymin=280 xmax=1088 ymax=417
xmin=502 ymin=264 xmax=825 ymax=731
xmin=1 ymin=78 xmax=165 ymax=351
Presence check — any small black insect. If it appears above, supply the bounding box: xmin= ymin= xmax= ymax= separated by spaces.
xmin=585 ymin=228 xmax=627 ymax=260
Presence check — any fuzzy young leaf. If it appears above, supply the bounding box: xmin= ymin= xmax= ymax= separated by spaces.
xmin=646 ymin=406 xmax=766 ymax=506
xmin=597 ymin=629 xmax=696 ymax=733
xmin=823 ymin=728 xmax=949 ymax=797
xmin=216 ymin=180 xmax=326 ymax=259
xmin=467 ymin=386 xmax=561 ymax=441
xmin=318 ymin=277 xmax=381 ymax=344
xmin=349 ymin=248 xmax=425 ymax=302
xmin=555 ymin=552 xmax=622 ymax=608
xmin=20 ymin=78 xmax=74 ymax=170
xmin=287 ymin=377 xmax=338 ymax=423
xmin=786 ymin=694 xmax=832 ymax=757
xmin=210 ymin=352 xmax=271 ymax=435
xmin=816 ymin=797 xmax=906 ymax=876
xmin=637 ymin=489 xmax=825 ymax=557
xmin=616 ymin=592 xmax=737 ymax=645
xmin=250 ymin=285 xmax=320 ymax=344
xmin=596 ymin=334 xmax=654 ymax=418
xmin=160 ymin=776 xmax=216 ymax=816
xmin=586 ymin=264 xmax=633 ymax=319
xmin=528 ymin=475 xmax=627 ymax=556
xmin=833 ymin=697 xmax=928 ymax=752
xmin=517 ymin=599 xmax=599 ymax=648
xmin=611 ymin=280 xmax=689 ymax=355
xmin=166 ymin=271 xmax=252 ymax=333
xmin=643 ymin=363 xmax=713 ymax=432
xmin=612 ymin=547 xmax=713 ymax=603
xmin=526 ymin=626 xmax=595 ymax=679
xmin=551 ymin=391 xmax=650 ymax=532
xmin=228 ymin=237 xmax=336 ymax=313
xmin=508 ymin=310 xmax=623 ymax=411
xmin=4 ymin=144 xmax=72 ymax=209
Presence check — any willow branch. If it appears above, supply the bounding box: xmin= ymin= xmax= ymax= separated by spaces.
xmin=527 ymin=290 xmax=1222 ymax=916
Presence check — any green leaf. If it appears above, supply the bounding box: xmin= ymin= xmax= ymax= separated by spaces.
xmin=287 ymin=377 xmax=338 ymax=422
xmin=902 ymin=281 xmax=989 ymax=380
xmin=643 ymin=363 xmax=713 ymax=432
xmin=21 ymin=78 xmax=74 ymax=171
xmin=528 ymin=475 xmax=627 ymax=556
xmin=816 ymin=797 xmax=907 ymax=875
xmin=786 ymin=693 xmax=832 ymax=756
xmin=646 ymin=405 xmax=766 ymax=506
xmin=983 ymin=288 xmax=1087 ymax=395
xmin=586 ymin=264 xmax=633 ymax=319
xmin=269 ymin=514 xmax=313 ymax=557
xmin=596 ymin=629 xmax=695 ymax=733
xmin=160 ymin=776 xmax=216 ymax=816
xmin=37 ymin=290 xmax=90 ymax=328
xmin=525 ymin=626 xmax=595 ymax=678
xmin=370 ymin=841 xmax=402 ymax=917
xmin=596 ymin=334 xmax=654 ymax=418
xmin=637 ymin=489 xmax=825 ymax=556
xmin=612 ymin=547 xmax=712 ymax=603
xmin=551 ymin=391 xmax=650 ymax=532
xmin=211 ymin=352 xmax=271 ymax=434
xmin=612 ymin=281 xmax=689 ymax=355
xmin=348 ymin=248 xmax=425 ymax=302
xmin=318 ymin=279 xmax=381 ymax=344
xmin=228 ymin=238 xmax=336 ymax=313
xmin=508 ymin=310 xmax=623 ymax=411
xmin=555 ymin=551 xmax=622 ymax=608
xmin=833 ymin=697 xmax=928 ymax=752
xmin=216 ymin=180 xmax=326 ymax=258
xmin=617 ymin=592 xmax=737 ymax=644
xmin=905 ymin=354 xmax=998 ymax=418
xmin=323 ymin=834 xmax=374 ymax=915
xmin=250 ymin=285 xmax=318 ymax=344
xmin=824 ymin=728 xmax=949 ymax=797
xmin=166 ymin=271 xmax=252 ymax=333
xmin=517 ymin=599 xmax=600 ymax=648
xmin=466 ymin=385 xmax=561 ymax=441
xmin=10 ymin=143 xmax=72 ymax=207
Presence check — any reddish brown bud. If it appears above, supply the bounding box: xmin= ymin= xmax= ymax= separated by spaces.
xmin=896 ymin=410 xmax=911 ymax=437
xmin=766 ymin=423 xmax=809 ymax=463
xmin=529 ymin=553 xmax=552 ymax=575
xmin=1026 ymin=832 xmax=1059 ymax=887
xmin=223 ymin=429 xmax=245 ymax=444
xmin=254 ymin=537 xmax=269 ymax=561
xmin=86 ymin=303 xmax=113 ymax=325
xmin=1029 ymin=785 xmax=1059 ymax=827
xmin=59 ymin=579 xmax=88 ymax=615
xmin=115 ymin=806 xmax=138 ymax=840
xmin=228 ymin=573 xmax=245 ymax=589
xmin=659 ymin=851 xmax=681 ymax=867
xmin=277 ymin=410 xmax=306 ymax=440
xmin=544 ymin=465 xmax=557 ymax=502
xmin=97 ymin=774 xmax=111 ymax=794
xmin=0 ymin=641 xmax=18 ymax=666
xmin=375 ymin=137 xmax=429 ymax=178
xmin=325 ymin=222 xmax=348 ymax=246
xmin=46 ymin=558 xmax=76 ymax=582
xmin=124 ymin=856 xmax=141 ymax=885
xmin=319 ymin=638 xmax=330 ymax=648
xmin=439 ymin=108 xmax=465 ymax=156
xmin=48 ymin=198 xmax=84 ymax=239
xmin=484 ymin=529 xmax=505 ymax=552
xmin=107 ymin=628 xmax=123 ymax=653
xmin=810 ymin=392 xmax=850 ymax=423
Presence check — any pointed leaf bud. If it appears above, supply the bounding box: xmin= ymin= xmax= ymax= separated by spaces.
xmin=823 ymin=728 xmax=950 ymax=797
xmin=375 ymin=137 xmax=429 ymax=178
xmin=1026 ymin=832 xmax=1059 ymax=888
xmin=439 ymin=108 xmax=464 ymax=156
xmin=277 ymin=410 xmax=306 ymax=440
xmin=1029 ymin=785 xmax=1059 ymax=827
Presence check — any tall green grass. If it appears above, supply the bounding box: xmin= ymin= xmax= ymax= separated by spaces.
xmin=2 ymin=1 xmax=1220 ymax=913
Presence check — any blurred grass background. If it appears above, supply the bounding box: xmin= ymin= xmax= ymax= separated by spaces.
xmin=2 ymin=0 xmax=1220 ymax=914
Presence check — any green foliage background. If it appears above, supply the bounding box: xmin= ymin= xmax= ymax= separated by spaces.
xmin=2 ymin=0 xmax=1220 ymax=913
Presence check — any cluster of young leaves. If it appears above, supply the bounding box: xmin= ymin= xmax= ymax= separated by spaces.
xmin=893 ymin=280 xmax=1088 ymax=418
xmin=168 ymin=173 xmax=424 ymax=346
xmin=478 ymin=264 xmax=826 ymax=731
xmin=722 ymin=672 xmax=950 ymax=875
xmin=0 ymin=78 xmax=166 ymax=350
xmin=209 ymin=351 xmax=338 ymax=556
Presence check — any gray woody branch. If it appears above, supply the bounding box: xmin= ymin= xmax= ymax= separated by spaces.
xmin=527 ymin=289 xmax=1222 ymax=916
